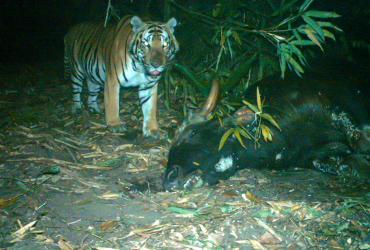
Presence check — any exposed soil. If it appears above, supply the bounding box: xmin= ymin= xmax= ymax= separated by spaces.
xmin=0 ymin=62 xmax=369 ymax=249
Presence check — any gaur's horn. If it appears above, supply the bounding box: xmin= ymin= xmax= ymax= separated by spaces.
xmin=175 ymin=79 xmax=220 ymax=137
xmin=200 ymin=79 xmax=220 ymax=117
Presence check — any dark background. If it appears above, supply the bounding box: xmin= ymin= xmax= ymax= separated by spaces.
xmin=0 ymin=0 xmax=369 ymax=65
xmin=0 ymin=0 xmax=167 ymax=62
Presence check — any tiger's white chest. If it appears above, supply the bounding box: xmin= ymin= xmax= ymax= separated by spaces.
xmin=116 ymin=60 xmax=155 ymax=88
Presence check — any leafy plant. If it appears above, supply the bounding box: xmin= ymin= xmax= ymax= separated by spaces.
xmin=218 ymin=87 xmax=280 ymax=150
xmin=162 ymin=0 xmax=342 ymax=116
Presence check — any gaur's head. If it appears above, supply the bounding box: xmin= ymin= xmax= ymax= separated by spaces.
xmin=163 ymin=80 xmax=221 ymax=191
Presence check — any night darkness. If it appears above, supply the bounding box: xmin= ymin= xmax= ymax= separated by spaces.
xmin=0 ymin=0 xmax=369 ymax=64
xmin=0 ymin=1 xmax=369 ymax=248
xmin=0 ymin=0 xmax=171 ymax=62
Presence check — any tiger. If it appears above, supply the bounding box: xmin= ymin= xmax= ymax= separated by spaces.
xmin=64 ymin=16 xmax=179 ymax=138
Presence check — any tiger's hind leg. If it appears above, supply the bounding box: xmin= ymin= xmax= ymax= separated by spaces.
xmin=65 ymin=45 xmax=84 ymax=114
xmin=87 ymin=79 xmax=102 ymax=114
xmin=71 ymin=74 xmax=85 ymax=114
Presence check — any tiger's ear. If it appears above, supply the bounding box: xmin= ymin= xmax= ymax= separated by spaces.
xmin=131 ymin=16 xmax=144 ymax=33
xmin=166 ymin=17 xmax=177 ymax=32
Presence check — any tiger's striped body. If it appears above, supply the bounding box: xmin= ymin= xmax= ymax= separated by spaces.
xmin=64 ymin=16 xmax=178 ymax=137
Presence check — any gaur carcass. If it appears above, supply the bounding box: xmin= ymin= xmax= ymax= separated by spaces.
xmin=163 ymin=75 xmax=369 ymax=191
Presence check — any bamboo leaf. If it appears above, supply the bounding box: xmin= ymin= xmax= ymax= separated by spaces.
xmin=260 ymin=113 xmax=281 ymax=130
xmin=304 ymin=29 xmax=323 ymax=50
xmin=256 ymin=87 xmax=262 ymax=112
xmin=279 ymin=48 xmax=287 ymax=78
xmin=268 ymin=33 xmax=286 ymax=41
xmin=218 ymin=115 xmax=224 ymax=127
xmin=287 ymin=56 xmax=304 ymax=75
xmin=232 ymin=31 xmax=242 ymax=45
xmin=234 ymin=129 xmax=246 ymax=148
xmin=302 ymin=15 xmax=325 ymax=41
xmin=305 ymin=10 xmax=341 ymax=18
xmin=280 ymin=55 xmax=287 ymax=78
xmin=317 ymin=21 xmax=343 ymax=32
xmin=242 ymin=100 xmax=259 ymax=113
xmin=289 ymin=44 xmax=307 ymax=65
xmin=219 ymin=128 xmax=235 ymax=151
xmin=299 ymin=0 xmax=314 ymax=12
xmin=291 ymin=39 xmax=315 ymax=46
xmin=293 ymin=29 xmax=303 ymax=42
xmin=323 ymin=29 xmax=336 ymax=40
xmin=239 ymin=127 xmax=252 ymax=140
xmin=261 ymin=124 xmax=273 ymax=142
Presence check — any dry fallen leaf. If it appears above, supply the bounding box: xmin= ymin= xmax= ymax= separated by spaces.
xmin=11 ymin=220 xmax=37 ymax=240
xmin=199 ymin=224 xmax=208 ymax=235
xmin=35 ymin=234 xmax=54 ymax=244
xmin=98 ymin=192 xmax=120 ymax=200
xmin=175 ymin=197 xmax=190 ymax=204
xmin=0 ymin=194 xmax=22 ymax=209
xmin=58 ymin=238 xmax=74 ymax=250
xmin=244 ymin=191 xmax=263 ymax=204
xmin=250 ymin=239 xmax=267 ymax=250
xmin=95 ymin=248 xmax=120 ymax=250
xmin=291 ymin=204 xmax=302 ymax=211
xmin=114 ymin=144 xmax=134 ymax=151
xmin=258 ymin=232 xmax=281 ymax=245
xmin=100 ymin=220 xmax=119 ymax=231
xmin=222 ymin=190 xmax=239 ymax=198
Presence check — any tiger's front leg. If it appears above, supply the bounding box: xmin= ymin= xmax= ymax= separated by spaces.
xmin=139 ymin=84 xmax=166 ymax=139
xmin=104 ymin=79 xmax=126 ymax=132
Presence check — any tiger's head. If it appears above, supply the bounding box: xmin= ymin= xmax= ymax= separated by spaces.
xmin=130 ymin=16 xmax=179 ymax=80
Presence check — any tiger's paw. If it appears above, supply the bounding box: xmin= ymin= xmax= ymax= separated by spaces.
xmin=108 ymin=124 xmax=127 ymax=133
xmin=71 ymin=103 xmax=84 ymax=115
xmin=143 ymin=128 xmax=168 ymax=140
xmin=88 ymin=105 xmax=101 ymax=114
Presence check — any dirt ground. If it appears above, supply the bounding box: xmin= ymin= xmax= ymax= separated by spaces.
xmin=0 ymin=63 xmax=369 ymax=250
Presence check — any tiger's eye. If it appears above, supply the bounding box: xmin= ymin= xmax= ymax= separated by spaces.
xmin=143 ymin=40 xmax=150 ymax=47
xmin=163 ymin=41 xmax=168 ymax=47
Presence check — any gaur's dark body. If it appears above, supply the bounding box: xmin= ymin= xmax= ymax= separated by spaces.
xmin=163 ymin=73 xmax=369 ymax=191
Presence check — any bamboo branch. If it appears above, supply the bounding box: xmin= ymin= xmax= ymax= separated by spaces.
xmin=104 ymin=0 xmax=112 ymax=27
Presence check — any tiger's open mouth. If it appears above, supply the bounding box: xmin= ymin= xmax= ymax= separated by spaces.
xmin=148 ymin=70 xmax=162 ymax=77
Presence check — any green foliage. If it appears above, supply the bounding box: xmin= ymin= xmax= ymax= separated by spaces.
xmin=218 ymin=87 xmax=280 ymax=150
xmin=160 ymin=0 xmax=342 ymax=117
xmin=170 ymin=0 xmax=340 ymax=82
